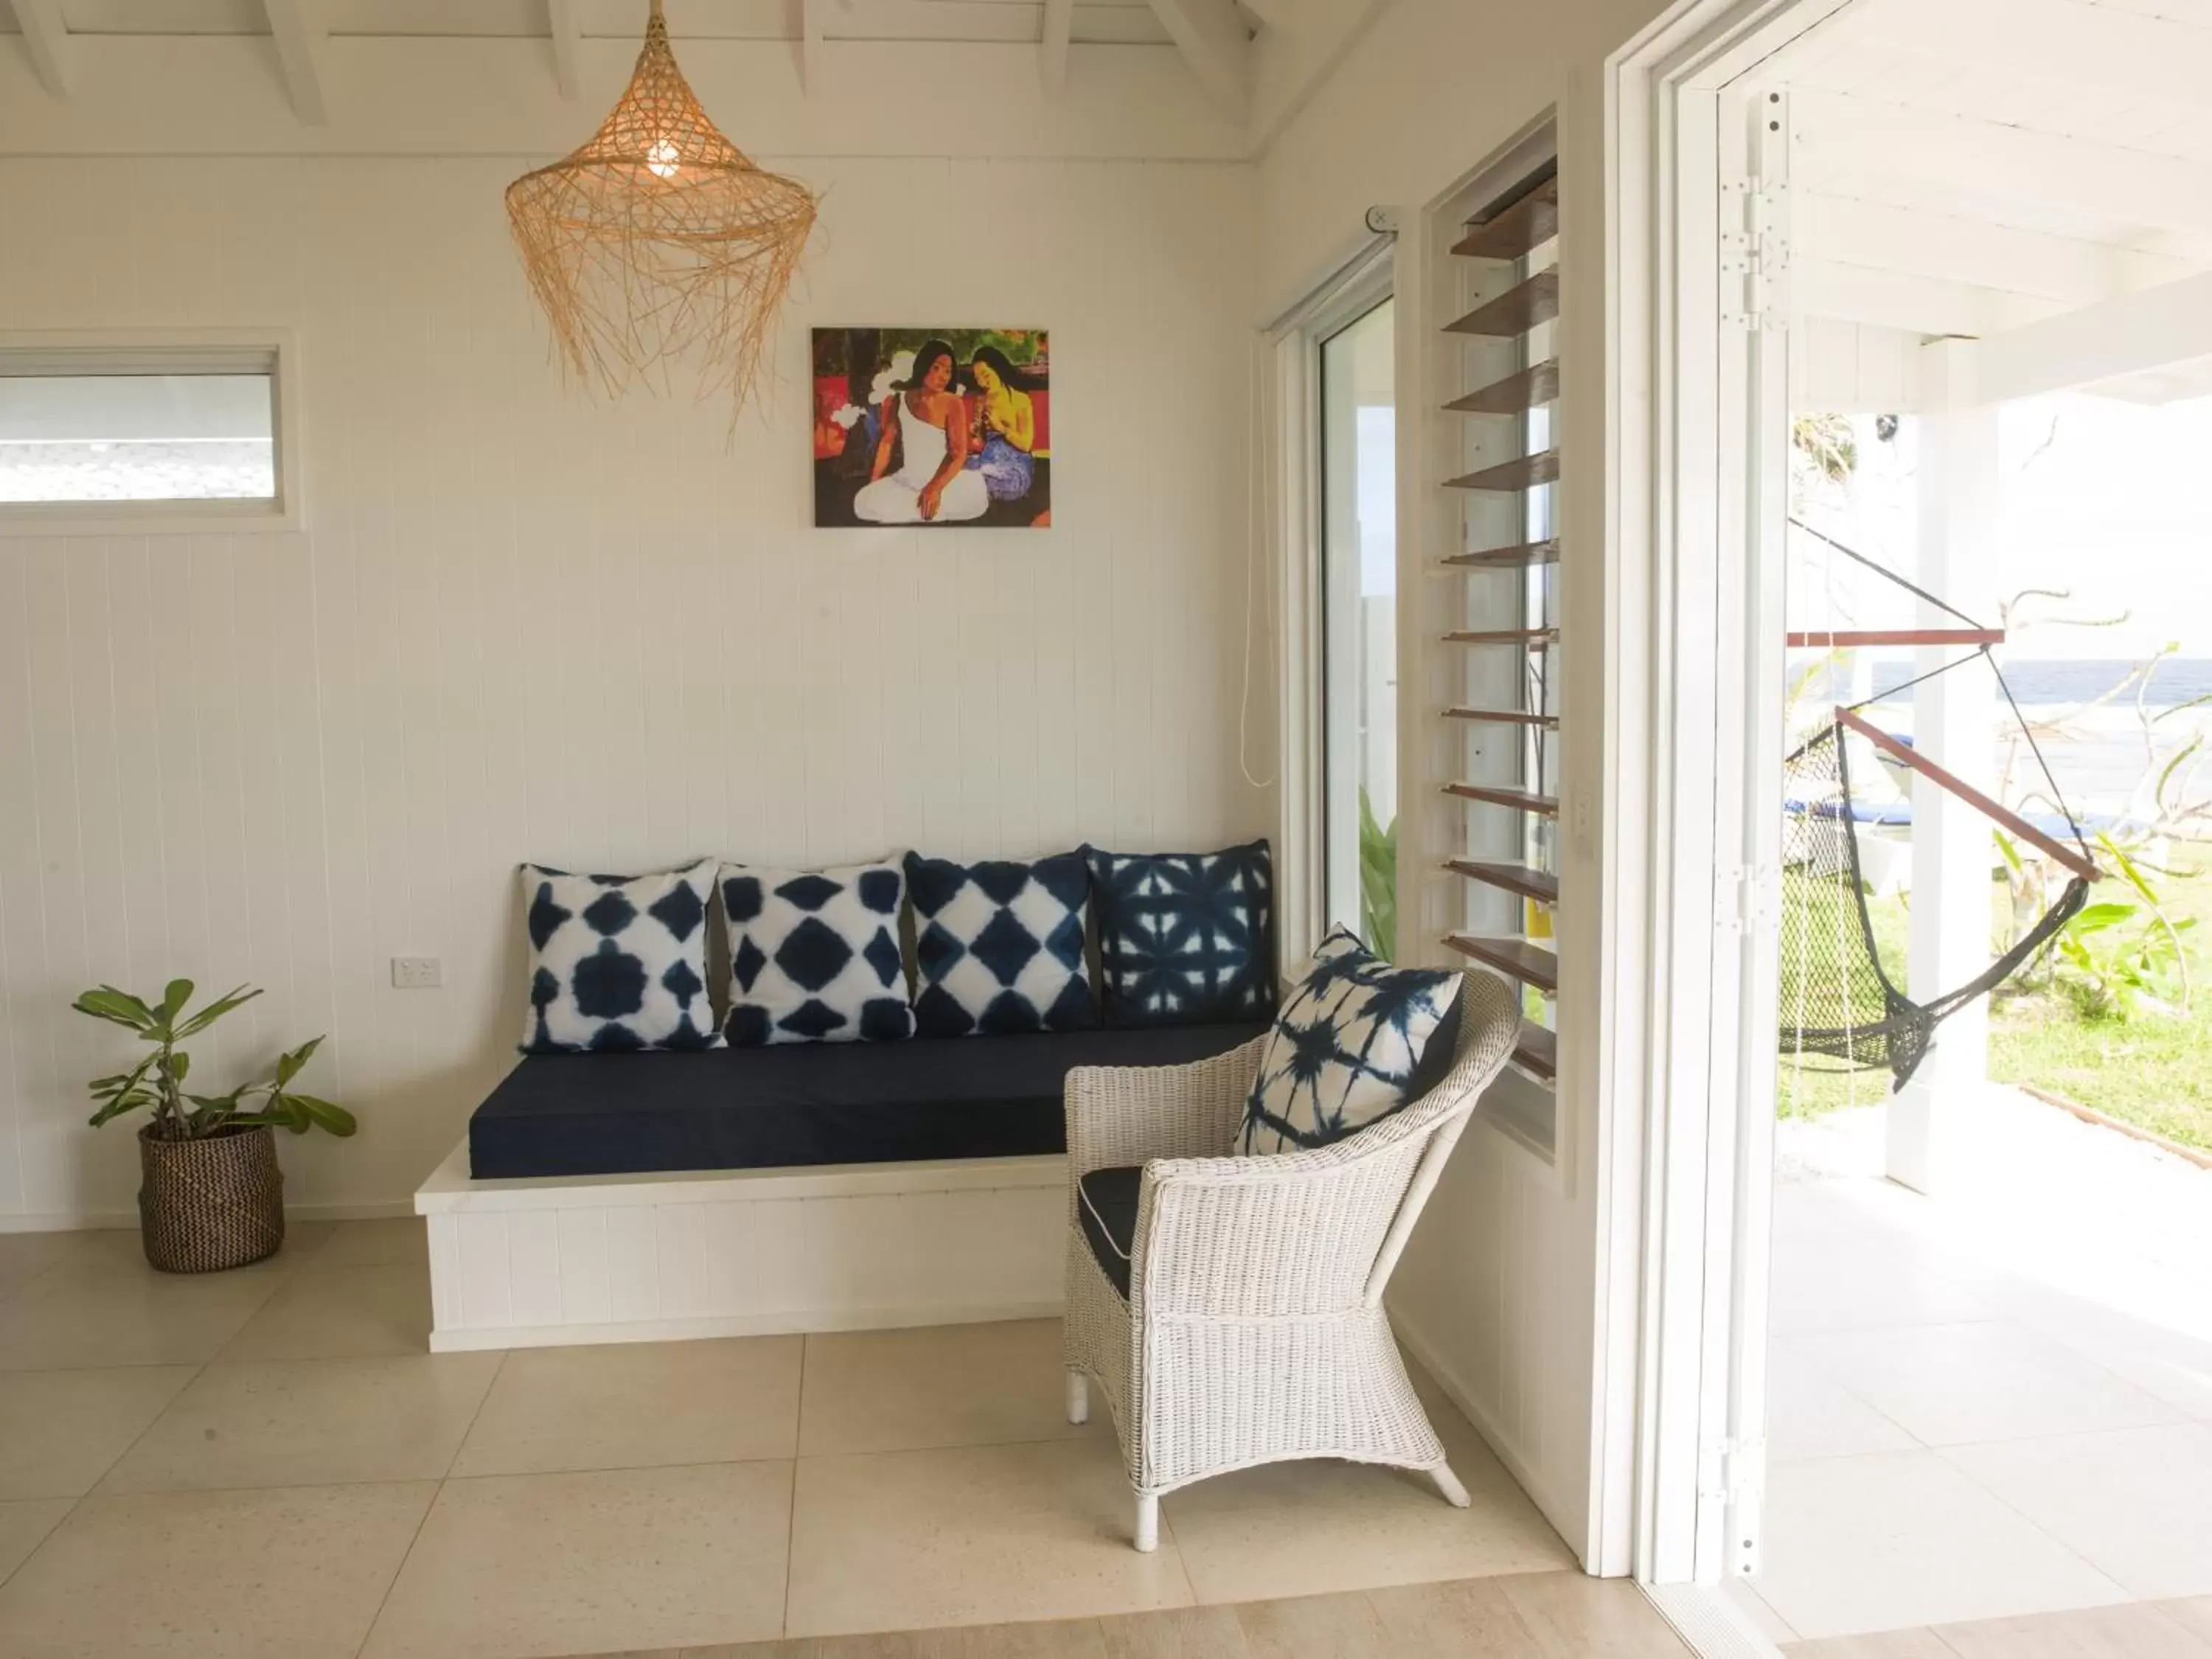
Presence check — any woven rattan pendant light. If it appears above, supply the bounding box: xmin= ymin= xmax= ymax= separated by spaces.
xmin=505 ymin=0 xmax=816 ymax=424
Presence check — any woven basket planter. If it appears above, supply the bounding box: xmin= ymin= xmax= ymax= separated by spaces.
xmin=138 ymin=1123 xmax=285 ymax=1273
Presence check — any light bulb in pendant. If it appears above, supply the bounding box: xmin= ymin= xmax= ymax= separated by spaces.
xmin=646 ymin=139 xmax=681 ymax=179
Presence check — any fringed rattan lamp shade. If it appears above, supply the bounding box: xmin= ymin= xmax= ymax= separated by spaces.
xmin=505 ymin=0 xmax=816 ymax=424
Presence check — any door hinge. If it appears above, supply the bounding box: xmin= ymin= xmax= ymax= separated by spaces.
xmin=1699 ymin=1433 xmax=1767 ymax=1503
xmin=1714 ymin=863 xmax=1780 ymax=936
xmin=1719 ymin=178 xmax=1790 ymax=332
xmin=1703 ymin=1435 xmax=1767 ymax=1576
xmin=1714 ymin=865 xmax=1750 ymax=936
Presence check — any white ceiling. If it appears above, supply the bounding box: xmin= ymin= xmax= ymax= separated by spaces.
xmin=0 ymin=0 xmax=1242 ymax=46
xmin=0 ymin=0 xmax=1302 ymax=135
xmin=1770 ymin=0 xmax=2212 ymax=381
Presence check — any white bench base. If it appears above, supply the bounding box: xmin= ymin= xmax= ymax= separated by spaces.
xmin=413 ymin=1138 xmax=1067 ymax=1352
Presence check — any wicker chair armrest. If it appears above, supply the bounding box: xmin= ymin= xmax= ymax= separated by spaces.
xmin=1063 ymin=1034 xmax=1268 ymax=1182
xmin=1119 ymin=969 xmax=1521 ymax=1322
xmin=1130 ymin=1135 xmax=1433 ymax=1321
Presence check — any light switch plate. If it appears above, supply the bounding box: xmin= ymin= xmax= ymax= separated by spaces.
xmin=391 ymin=956 xmax=442 ymax=990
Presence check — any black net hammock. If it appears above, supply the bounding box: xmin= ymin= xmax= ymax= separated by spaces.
xmin=1779 ymin=521 xmax=2098 ymax=1090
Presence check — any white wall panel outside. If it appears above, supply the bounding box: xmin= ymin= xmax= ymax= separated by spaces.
xmin=0 ymin=150 xmax=1261 ymax=1229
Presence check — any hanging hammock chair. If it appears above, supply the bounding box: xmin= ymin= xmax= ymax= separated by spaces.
xmin=1779 ymin=521 xmax=2100 ymax=1089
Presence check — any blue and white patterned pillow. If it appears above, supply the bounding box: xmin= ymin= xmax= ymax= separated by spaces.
xmin=1085 ymin=840 xmax=1274 ymax=1028
xmin=519 ymin=860 xmax=722 ymax=1054
xmin=1236 ymin=928 xmax=1461 ymax=1155
xmin=904 ymin=851 xmax=1095 ymax=1037
xmin=720 ymin=859 xmax=914 ymax=1046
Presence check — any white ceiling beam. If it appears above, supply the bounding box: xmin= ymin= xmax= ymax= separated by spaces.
xmin=260 ymin=0 xmax=328 ymax=124
xmin=1040 ymin=0 xmax=1071 ymax=95
xmin=546 ymin=0 xmax=579 ymax=99
xmin=1798 ymin=193 xmax=2193 ymax=310
xmin=1980 ymin=271 xmax=2212 ymax=403
xmin=1842 ymin=0 xmax=2212 ymax=114
xmin=1794 ymin=257 xmax=2061 ymax=338
xmin=799 ymin=0 xmax=824 ymax=94
xmin=1792 ymin=89 xmax=2212 ymax=241
xmin=6 ymin=0 xmax=75 ymax=97
xmin=1147 ymin=0 xmax=1248 ymax=122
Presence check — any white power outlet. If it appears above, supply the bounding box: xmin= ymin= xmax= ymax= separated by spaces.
xmin=1571 ymin=785 xmax=1596 ymax=857
xmin=391 ymin=956 xmax=442 ymax=990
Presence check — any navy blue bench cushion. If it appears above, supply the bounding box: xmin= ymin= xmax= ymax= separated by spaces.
xmin=468 ymin=1024 xmax=1268 ymax=1180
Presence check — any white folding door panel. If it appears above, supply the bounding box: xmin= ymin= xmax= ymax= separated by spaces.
xmin=1702 ymin=79 xmax=1792 ymax=1585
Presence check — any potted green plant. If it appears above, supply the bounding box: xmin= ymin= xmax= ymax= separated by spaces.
xmin=72 ymin=980 xmax=356 ymax=1273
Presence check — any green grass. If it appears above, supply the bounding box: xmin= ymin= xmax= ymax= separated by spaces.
xmin=1991 ymin=863 xmax=2212 ymax=1152
xmin=1990 ymin=997 xmax=2212 ymax=1150
xmin=1776 ymin=861 xmax=1913 ymax=1121
xmin=1775 ymin=858 xmax=2212 ymax=1152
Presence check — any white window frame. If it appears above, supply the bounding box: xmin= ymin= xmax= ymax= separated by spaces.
xmin=1265 ymin=237 xmax=1397 ymax=970
xmin=1406 ymin=120 xmax=1565 ymax=1177
xmin=0 ymin=327 xmax=306 ymax=537
xmin=1265 ymin=131 xmax=1573 ymax=1176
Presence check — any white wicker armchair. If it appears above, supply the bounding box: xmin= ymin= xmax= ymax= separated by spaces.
xmin=1060 ymin=967 xmax=1523 ymax=1551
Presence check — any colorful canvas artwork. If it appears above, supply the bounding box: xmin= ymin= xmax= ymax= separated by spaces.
xmin=813 ymin=328 xmax=1050 ymax=529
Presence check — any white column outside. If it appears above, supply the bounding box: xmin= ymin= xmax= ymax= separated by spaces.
xmin=1888 ymin=338 xmax=1999 ymax=1194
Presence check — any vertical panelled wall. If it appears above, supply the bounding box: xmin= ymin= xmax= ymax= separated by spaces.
xmin=1255 ymin=0 xmax=1676 ymax=1568
xmin=0 ymin=153 xmax=1260 ymax=1226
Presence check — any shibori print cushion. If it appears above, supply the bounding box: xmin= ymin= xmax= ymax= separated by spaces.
xmin=720 ymin=858 xmax=915 ymax=1046
xmin=1084 ymin=839 xmax=1274 ymax=1027
xmin=904 ymin=850 xmax=1095 ymax=1037
xmin=519 ymin=860 xmax=721 ymax=1053
xmin=1237 ymin=927 xmax=1461 ymax=1154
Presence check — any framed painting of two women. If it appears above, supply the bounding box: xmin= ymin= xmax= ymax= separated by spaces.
xmin=812 ymin=327 xmax=1051 ymax=529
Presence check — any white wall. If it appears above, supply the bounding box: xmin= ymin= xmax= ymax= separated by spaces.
xmin=1253 ymin=0 xmax=1674 ymax=1567
xmin=0 ymin=134 xmax=1261 ymax=1226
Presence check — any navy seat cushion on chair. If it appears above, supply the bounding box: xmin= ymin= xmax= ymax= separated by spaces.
xmin=1077 ymin=1165 xmax=1141 ymax=1298
xmin=469 ymin=1024 xmax=1268 ymax=1180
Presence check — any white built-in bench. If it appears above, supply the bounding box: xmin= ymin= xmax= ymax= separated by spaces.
xmin=410 ymin=1022 xmax=1267 ymax=1351
xmin=414 ymin=1140 xmax=1065 ymax=1351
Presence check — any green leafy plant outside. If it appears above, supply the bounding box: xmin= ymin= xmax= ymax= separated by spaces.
xmin=72 ymin=979 xmax=356 ymax=1142
xmin=1997 ymin=830 xmax=2195 ymax=1020
xmin=1359 ymin=787 xmax=1397 ymax=961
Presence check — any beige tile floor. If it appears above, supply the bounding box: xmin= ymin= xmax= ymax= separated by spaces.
xmin=1747 ymin=1121 xmax=2212 ymax=1646
xmin=1780 ymin=1597 xmax=2212 ymax=1658
xmin=520 ymin=1573 xmax=1699 ymax=1656
xmin=0 ymin=1220 xmax=1593 ymax=1659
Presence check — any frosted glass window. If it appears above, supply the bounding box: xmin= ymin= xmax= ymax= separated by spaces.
xmin=0 ymin=370 xmax=276 ymax=504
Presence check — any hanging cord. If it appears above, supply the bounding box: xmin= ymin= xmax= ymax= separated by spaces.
xmin=1837 ymin=648 xmax=2093 ymax=869
xmin=1789 ymin=516 xmax=1989 ymax=631
xmin=1792 ymin=515 xmax=2095 ymax=872
xmin=1841 ymin=650 xmax=1980 ymax=714
xmin=1820 ymin=527 xmax=1860 ymax=1107
xmin=1991 ymin=653 xmax=2091 ymax=857
xmin=1237 ymin=335 xmax=1277 ymax=790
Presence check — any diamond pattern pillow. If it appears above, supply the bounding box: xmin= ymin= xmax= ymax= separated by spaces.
xmin=720 ymin=859 xmax=914 ymax=1046
xmin=1237 ymin=927 xmax=1461 ymax=1155
xmin=1085 ymin=839 xmax=1275 ymax=1028
xmin=904 ymin=851 xmax=1095 ymax=1037
xmin=519 ymin=860 xmax=722 ymax=1054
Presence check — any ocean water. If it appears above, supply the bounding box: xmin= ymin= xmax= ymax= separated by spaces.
xmin=1871 ymin=658 xmax=2212 ymax=709
xmin=1857 ymin=660 xmax=2212 ymax=816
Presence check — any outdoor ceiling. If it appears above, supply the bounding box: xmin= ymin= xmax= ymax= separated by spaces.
xmin=1770 ymin=0 xmax=2212 ymax=364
